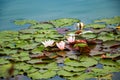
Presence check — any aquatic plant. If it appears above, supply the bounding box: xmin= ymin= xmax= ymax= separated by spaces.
xmin=0 ymin=17 xmax=120 ymax=80
xmin=56 ymin=41 xmax=65 ymax=50
xmin=41 ymin=40 xmax=54 ymax=47
xmin=67 ymin=36 xmax=75 ymax=43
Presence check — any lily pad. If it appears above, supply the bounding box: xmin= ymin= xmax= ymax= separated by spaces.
xmin=41 ymin=70 xmax=56 ymax=79
xmin=14 ymin=20 xmax=38 ymax=25
xmin=19 ymin=28 xmax=38 ymax=34
xmin=99 ymin=59 xmax=117 ymax=66
xmin=74 ymin=43 xmax=88 ymax=47
xmin=64 ymin=58 xmax=82 ymax=67
xmin=57 ymin=69 xmax=74 ymax=77
xmin=68 ymin=73 xmax=94 ymax=80
xmin=63 ymin=66 xmax=85 ymax=72
xmin=28 ymin=70 xmax=56 ymax=79
xmin=94 ymin=16 xmax=120 ymax=25
xmin=0 ymin=49 xmax=17 ymax=55
xmin=79 ymin=56 xmax=98 ymax=67
xmin=28 ymin=71 xmax=43 ymax=79
xmin=15 ymin=62 xmax=32 ymax=71
xmin=31 ymin=45 xmax=45 ymax=54
xmin=49 ymin=18 xmax=80 ymax=27
xmin=27 ymin=59 xmax=48 ymax=64
xmin=29 ymin=23 xmax=54 ymax=29
xmin=45 ymin=62 xmax=58 ymax=71
xmin=21 ymin=43 xmax=39 ymax=50
xmin=19 ymin=34 xmax=32 ymax=40
xmin=85 ymin=24 xmax=106 ymax=29
xmin=0 ymin=58 xmax=10 ymax=64
xmin=0 ymin=63 xmax=12 ymax=77
xmin=81 ymin=33 xmax=97 ymax=39
xmin=97 ymin=32 xmax=115 ymax=41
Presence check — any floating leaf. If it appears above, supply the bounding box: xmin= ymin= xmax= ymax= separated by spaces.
xmin=81 ymin=33 xmax=97 ymax=39
xmin=68 ymin=73 xmax=94 ymax=80
xmin=0 ymin=63 xmax=12 ymax=77
xmin=45 ymin=62 xmax=58 ymax=71
xmin=99 ymin=59 xmax=117 ymax=66
xmin=94 ymin=16 xmax=120 ymax=25
xmin=14 ymin=20 xmax=38 ymax=25
xmin=41 ymin=70 xmax=56 ymax=79
xmin=32 ymin=64 xmax=47 ymax=69
xmin=85 ymin=24 xmax=106 ymax=29
xmin=0 ymin=49 xmax=17 ymax=55
xmin=79 ymin=56 xmax=98 ymax=67
xmin=26 ymin=67 xmax=38 ymax=74
xmin=74 ymin=43 xmax=87 ymax=47
xmin=21 ymin=43 xmax=39 ymax=50
xmin=31 ymin=45 xmax=45 ymax=54
xmin=57 ymin=69 xmax=74 ymax=77
xmin=28 ymin=70 xmax=56 ymax=79
xmin=50 ymin=18 xmax=80 ymax=27
xmin=97 ymin=32 xmax=114 ymax=41
xmin=63 ymin=66 xmax=85 ymax=72
xmin=28 ymin=71 xmax=43 ymax=79
xmin=19 ymin=28 xmax=38 ymax=34
xmin=19 ymin=34 xmax=32 ymax=40
xmin=27 ymin=59 xmax=49 ymax=64
xmin=29 ymin=23 xmax=54 ymax=29
xmin=11 ymin=51 xmax=30 ymax=61
xmin=15 ymin=62 xmax=32 ymax=71
xmin=64 ymin=58 xmax=82 ymax=67
xmin=0 ymin=58 xmax=10 ymax=64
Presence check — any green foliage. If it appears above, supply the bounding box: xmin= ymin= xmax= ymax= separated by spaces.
xmin=85 ymin=24 xmax=106 ymax=28
xmin=97 ymin=32 xmax=115 ymax=41
xmin=11 ymin=51 xmax=30 ymax=61
xmin=0 ymin=17 xmax=120 ymax=80
xmin=0 ymin=58 xmax=10 ymax=64
xmin=49 ymin=18 xmax=80 ymax=27
xmin=64 ymin=58 xmax=82 ymax=67
xmin=19 ymin=28 xmax=38 ymax=34
xmin=81 ymin=33 xmax=97 ymax=39
xmin=0 ymin=64 xmax=12 ymax=77
xmin=63 ymin=66 xmax=85 ymax=72
xmin=68 ymin=73 xmax=94 ymax=80
xmin=74 ymin=43 xmax=88 ymax=47
xmin=15 ymin=62 xmax=32 ymax=71
xmin=29 ymin=23 xmax=54 ymax=29
xmin=57 ymin=69 xmax=74 ymax=77
xmin=94 ymin=16 xmax=120 ymax=24
xmin=14 ymin=20 xmax=38 ymax=25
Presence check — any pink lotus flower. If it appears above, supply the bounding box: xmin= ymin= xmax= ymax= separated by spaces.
xmin=56 ymin=41 xmax=65 ymax=50
xmin=42 ymin=40 xmax=54 ymax=47
xmin=67 ymin=36 xmax=75 ymax=43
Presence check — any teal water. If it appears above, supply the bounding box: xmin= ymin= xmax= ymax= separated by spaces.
xmin=0 ymin=0 xmax=120 ymax=31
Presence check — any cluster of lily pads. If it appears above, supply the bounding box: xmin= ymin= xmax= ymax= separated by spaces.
xmin=0 ymin=17 xmax=120 ymax=80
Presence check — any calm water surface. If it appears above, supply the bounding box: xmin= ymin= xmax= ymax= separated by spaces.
xmin=0 ymin=0 xmax=120 ymax=31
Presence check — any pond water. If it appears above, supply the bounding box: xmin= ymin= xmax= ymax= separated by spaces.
xmin=0 ymin=0 xmax=120 ymax=31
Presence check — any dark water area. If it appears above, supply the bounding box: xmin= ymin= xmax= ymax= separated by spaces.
xmin=0 ymin=0 xmax=120 ymax=31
